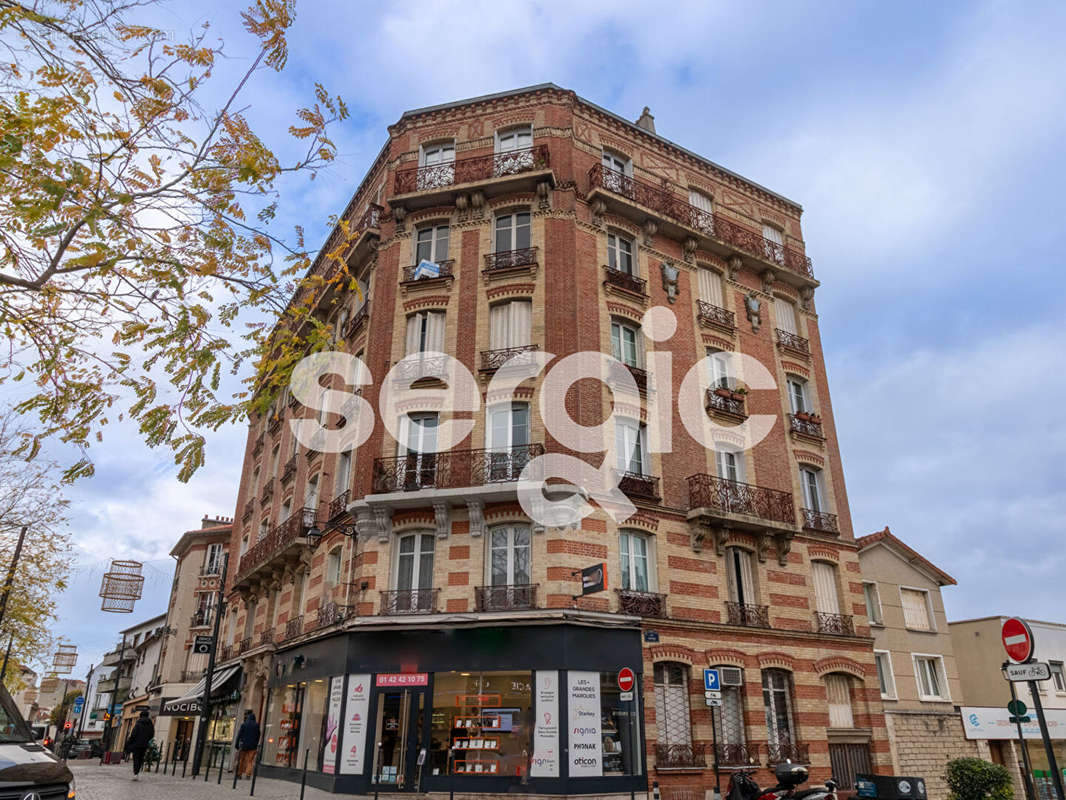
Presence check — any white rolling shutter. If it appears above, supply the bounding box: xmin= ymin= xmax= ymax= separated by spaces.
xmin=812 ymin=562 xmax=841 ymax=614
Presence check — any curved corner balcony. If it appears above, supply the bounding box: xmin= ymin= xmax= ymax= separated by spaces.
xmin=588 ymin=165 xmax=816 ymax=286
xmin=235 ymin=506 xmax=316 ymax=586
xmin=687 ymin=473 xmax=797 ymax=536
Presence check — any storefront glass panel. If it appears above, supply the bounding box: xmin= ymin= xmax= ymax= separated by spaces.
xmin=298 ymin=679 xmax=330 ymax=771
xmin=263 ymin=684 xmax=303 ymax=768
xmin=600 ymin=672 xmax=641 ymax=776
xmin=430 ymin=671 xmax=533 ymax=778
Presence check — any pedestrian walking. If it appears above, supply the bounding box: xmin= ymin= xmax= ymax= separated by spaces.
xmin=123 ymin=710 xmax=154 ymax=781
xmin=235 ymin=710 xmax=260 ymax=779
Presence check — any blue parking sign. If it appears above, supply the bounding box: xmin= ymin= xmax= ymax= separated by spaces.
xmin=703 ymin=668 xmax=720 ymax=691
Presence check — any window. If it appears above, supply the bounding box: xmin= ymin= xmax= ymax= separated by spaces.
xmin=257 ymin=519 xmax=269 ymax=542
xmin=271 ymin=445 xmax=280 ymax=475
xmin=874 ymin=651 xmax=896 ymax=699
xmin=398 ymin=413 xmax=439 ymax=488
xmin=1050 ymin=662 xmax=1066 ymax=693
xmin=304 ymin=473 xmax=320 ymax=512
xmin=653 ymin=662 xmax=692 ymax=746
xmin=489 ymin=300 xmax=532 ymax=350
xmin=240 ymin=534 xmax=249 ymax=556
xmin=414 ymin=224 xmax=450 ymax=264
xmin=334 ymin=449 xmax=352 ymax=498
xmin=334 ymin=308 xmax=348 ymax=344
xmin=619 ymin=530 xmax=653 ymax=592
xmin=825 ymin=674 xmax=854 ymax=728
xmin=326 ymin=546 xmax=343 ymax=588
xmin=706 ymin=348 xmax=735 ymax=390
xmin=418 ymin=141 xmax=455 ymax=190
xmin=775 ymin=296 xmax=798 ymax=335
xmin=243 ymin=598 xmax=257 ymax=638
xmin=812 ymin=561 xmax=841 ymax=615
xmin=611 ymin=319 xmax=642 ymax=367
xmin=863 ymin=582 xmax=883 ymax=625
xmin=914 ymin=655 xmax=949 ymax=701
xmin=280 ymin=499 xmax=292 ymax=522
xmin=762 ymin=223 xmax=785 ymax=264
xmin=901 ymin=588 xmax=934 ymax=631
xmin=712 ymin=666 xmax=746 ymax=747
xmin=602 ymin=149 xmax=632 ymax=183
xmin=725 ymin=547 xmax=757 ymax=606
xmin=787 ymin=377 xmax=808 ymax=414
xmin=496 ymin=125 xmax=532 ymax=153
xmin=291 ymin=569 xmax=306 ymax=619
xmin=489 ymin=524 xmax=531 ymax=586
xmin=715 ymin=449 xmax=746 ymax=484
xmin=494 ymin=211 xmax=531 ymax=253
xmin=405 ymin=310 xmax=446 ymax=355
xmin=615 ymin=419 xmax=648 ymax=476
xmin=697 ymin=267 xmax=724 ymax=307
xmin=204 ymin=543 xmax=223 ymax=574
xmin=487 ymin=403 xmax=531 ymax=480
xmin=801 ymin=467 xmax=824 ymax=513
xmin=762 ymin=669 xmax=796 ymax=745
xmin=607 ymin=232 xmax=635 ymax=275
xmin=689 ymin=188 xmax=713 ymax=213
xmin=395 ymin=533 xmax=435 ymax=591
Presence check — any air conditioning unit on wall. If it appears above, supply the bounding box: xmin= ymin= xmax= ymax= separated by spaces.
xmin=720 ymin=667 xmax=744 ymax=686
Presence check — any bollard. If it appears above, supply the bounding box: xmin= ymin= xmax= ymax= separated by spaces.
xmin=162 ymin=742 xmax=170 ymax=774
xmin=204 ymin=745 xmax=211 ymax=782
xmin=182 ymin=751 xmax=188 ymax=778
xmin=248 ymin=744 xmax=260 ymax=797
xmin=232 ymin=747 xmax=240 ymax=789
xmin=218 ymin=746 xmax=226 ymax=785
xmin=653 ymin=780 xmax=660 ymax=800
xmin=299 ymin=748 xmax=310 ymax=800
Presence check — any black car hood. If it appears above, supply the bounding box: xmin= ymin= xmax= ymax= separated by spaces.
xmin=0 ymin=743 xmax=73 ymax=785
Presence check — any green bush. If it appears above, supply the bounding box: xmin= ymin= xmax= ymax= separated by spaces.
xmin=945 ymin=758 xmax=1013 ymax=800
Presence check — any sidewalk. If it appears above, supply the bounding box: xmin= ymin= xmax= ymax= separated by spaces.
xmin=70 ymin=761 xmax=337 ymax=800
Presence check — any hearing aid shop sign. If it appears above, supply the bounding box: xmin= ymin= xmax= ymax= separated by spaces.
xmin=962 ymin=706 xmax=1066 ymax=739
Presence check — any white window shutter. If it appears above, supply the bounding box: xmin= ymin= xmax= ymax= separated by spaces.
xmin=405 ymin=314 xmax=422 ymax=355
xmin=698 ymin=268 xmax=724 ymax=307
xmin=812 ymin=562 xmax=840 ymax=614
xmin=775 ymin=297 xmax=798 ymax=334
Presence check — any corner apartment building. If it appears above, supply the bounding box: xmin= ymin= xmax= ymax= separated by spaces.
xmin=856 ymin=528 xmax=989 ymax=798
xmin=97 ymin=614 xmax=166 ymax=752
xmin=217 ymin=83 xmax=891 ymax=797
xmin=951 ymin=617 xmax=1066 ymax=799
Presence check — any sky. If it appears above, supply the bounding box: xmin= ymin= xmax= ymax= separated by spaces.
xmin=26 ymin=0 xmax=1066 ymax=674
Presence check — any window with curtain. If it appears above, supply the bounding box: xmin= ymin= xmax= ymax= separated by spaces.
xmin=812 ymin=561 xmax=841 ymax=615
xmin=487 ymin=403 xmax=531 ymax=480
xmin=901 ymin=588 xmax=933 ymax=630
xmin=489 ymin=524 xmax=531 ymax=586
xmin=697 ymin=267 xmax=724 ymax=308
xmin=405 ymin=311 xmax=446 ymax=355
xmin=615 ymin=418 xmax=647 ymax=475
xmin=762 ymin=223 xmax=785 ymax=263
xmin=725 ymin=547 xmax=757 ymax=606
xmin=914 ymin=656 xmax=948 ymax=700
xmin=762 ymin=669 xmax=796 ymax=745
xmin=787 ymin=377 xmax=808 ymax=414
xmin=398 ymin=412 xmax=438 ymax=489
xmin=619 ymin=530 xmax=652 ymax=591
xmin=496 ymin=125 xmax=532 ymax=153
xmin=653 ymin=662 xmax=692 ymax=746
xmin=395 ymin=533 xmax=435 ymax=591
xmin=825 ymin=674 xmax=854 ymax=728
xmin=689 ymin=188 xmax=713 ymax=213
xmin=801 ymin=467 xmax=824 ymax=512
xmin=489 ymin=300 xmax=532 ymax=350
xmin=715 ymin=449 xmax=745 ymax=484
xmin=494 ymin=211 xmax=531 ymax=253
xmin=611 ymin=320 xmax=642 ymax=367
xmin=304 ymin=473 xmax=319 ymax=511
xmin=607 ymin=232 xmax=635 ymax=274
xmin=775 ymin=297 xmax=798 ymax=335
xmin=414 ymin=224 xmax=450 ymax=264
xmin=863 ymin=582 xmax=883 ymax=625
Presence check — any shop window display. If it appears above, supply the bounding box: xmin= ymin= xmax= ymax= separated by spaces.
xmin=263 ymin=684 xmax=303 ymax=767
xmin=431 ymin=671 xmax=533 ymax=777
xmin=600 ymin=673 xmax=642 ymax=776
xmin=298 ymin=679 xmax=330 ymax=771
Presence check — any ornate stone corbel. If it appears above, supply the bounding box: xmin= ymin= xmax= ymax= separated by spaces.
xmin=531 ymin=521 xmax=546 ymax=536
xmin=727 ymin=255 xmax=743 ymax=281
xmin=713 ymin=526 xmax=730 ymax=556
xmin=455 ymin=193 xmax=469 ymax=222
xmin=775 ymin=533 xmax=793 ymax=567
xmin=744 ymin=293 xmax=762 ymax=332
xmin=590 ymin=198 xmax=607 ymax=226
xmin=683 ymin=237 xmax=698 ymax=262
xmin=373 ymin=506 xmax=393 ymax=543
xmin=433 ymin=501 xmax=450 ymax=540
xmin=660 ymin=261 xmax=679 ymax=304
xmin=799 ymin=287 xmax=814 ymax=312
xmin=470 ymin=190 xmax=485 ymax=220
xmin=354 ymin=507 xmax=375 ymax=542
xmin=466 ymin=499 xmax=484 ymax=537
xmin=537 ymin=180 xmax=551 ymax=210
xmin=392 ymin=205 xmax=407 ymax=232
xmin=643 ymin=219 xmax=658 ymax=246
xmin=689 ymin=520 xmax=708 ymax=553
xmin=761 ymin=268 xmax=777 ymax=295
xmin=756 ymin=532 xmax=771 ymax=563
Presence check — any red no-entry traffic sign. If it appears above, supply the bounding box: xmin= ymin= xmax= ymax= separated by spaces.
xmin=1002 ymin=617 xmax=1035 ymax=663
xmin=617 ymin=667 xmax=635 ymax=692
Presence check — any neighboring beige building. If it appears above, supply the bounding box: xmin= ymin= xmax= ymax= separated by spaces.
xmin=857 ymin=528 xmax=989 ymax=799
xmin=951 ymin=616 xmax=1066 ymax=800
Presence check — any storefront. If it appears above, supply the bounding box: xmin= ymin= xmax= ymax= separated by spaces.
xmin=260 ymin=621 xmax=646 ymax=796
xmin=158 ymin=665 xmax=243 ymax=766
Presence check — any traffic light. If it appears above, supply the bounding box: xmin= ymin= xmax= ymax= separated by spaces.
xmin=103 ymin=712 xmax=111 ymax=721
xmin=63 ymin=721 xmax=72 ymax=730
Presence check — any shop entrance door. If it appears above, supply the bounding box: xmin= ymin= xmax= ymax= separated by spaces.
xmin=372 ymin=689 xmax=427 ymax=791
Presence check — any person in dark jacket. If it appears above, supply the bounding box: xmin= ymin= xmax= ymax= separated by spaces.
xmin=124 ymin=710 xmax=154 ymax=780
xmin=235 ymin=710 xmax=260 ymax=778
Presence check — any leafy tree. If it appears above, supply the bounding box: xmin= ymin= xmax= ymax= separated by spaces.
xmin=945 ymin=757 xmax=1013 ymax=800
xmin=48 ymin=688 xmax=82 ymax=727
xmin=0 ymin=0 xmax=356 ymax=481
xmin=0 ymin=408 xmax=73 ymax=684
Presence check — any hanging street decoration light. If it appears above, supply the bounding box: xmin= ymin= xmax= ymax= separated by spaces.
xmin=52 ymin=642 xmax=78 ymax=674
xmin=99 ymin=559 xmax=144 ymax=613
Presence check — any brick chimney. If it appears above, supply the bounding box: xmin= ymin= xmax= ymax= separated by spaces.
xmin=635 ymin=107 xmax=656 ymax=134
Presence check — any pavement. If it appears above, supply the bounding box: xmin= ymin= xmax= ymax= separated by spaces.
xmin=70 ymin=761 xmax=337 ymax=799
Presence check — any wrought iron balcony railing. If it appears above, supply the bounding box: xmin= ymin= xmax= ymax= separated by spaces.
xmin=697 ymin=300 xmax=736 ymax=331
xmin=190 ymin=611 xmax=213 ymax=629
xmin=267 ymin=415 xmax=282 ymax=435
xmin=655 ymin=742 xmax=707 ymax=768
xmin=258 ymin=629 xmax=275 ymax=647
xmin=815 ymin=611 xmax=855 ymax=636
xmin=281 ymin=455 xmax=297 ymax=484
xmin=401 ymin=258 xmax=454 ymax=283
xmin=707 ymin=388 xmax=747 ymax=418
xmin=767 ymin=740 xmax=810 ymax=765
xmin=603 ymin=265 xmax=647 ymax=295
xmin=259 ymin=480 xmax=274 ymax=505
xmin=802 ymin=508 xmax=839 ymax=534
xmin=380 ymin=588 xmax=438 ymax=615
xmin=241 ymin=499 xmax=255 ymax=521
xmin=238 ymin=636 xmax=252 ymax=654
xmin=219 ymin=644 xmax=234 ymax=661
xmin=251 ymin=434 xmax=264 ymax=457
xmin=688 ymin=474 xmax=796 ymax=526
xmin=343 ymin=303 xmax=369 ymax=338
xmin=475 ymin=584 xmax=537 ymax=612
xmin=789 ymin=413 xmax=824 ymax=439
xmin=589 ymin=165 xmax=815 ymax=280
xmin=607 ymin=359 xmax=649 ymax=393
xmin=372 ymin=444 xmax=543 ymax=493
xmin=618 ymin=471 xmax=660 ymax=502
xmin=283 ymin=616 xmax=303 ymax=641
xmin=237 ymin=506 xmax=316 ymax=579
xmin=480 ymin=344 xmax=540 ymax=373
xmin=776 ymin=329 xmax=810 ymax=355
xmin=617 ymin=589 xmax=667 ymax=618
xmin=717 ymin=742 xmax=762 ymax=768
xmin=725 ymin=601 xmax=771 ymax=629
xmin=329 ymin=489 xmax=350 ymax=520
xmin=317 ymin=600 xmax=351 ymax=628
xmin=394 ymin=145 xmax=550 ymax=195
xmin=484 ymin=247 xmax=538 ymax=272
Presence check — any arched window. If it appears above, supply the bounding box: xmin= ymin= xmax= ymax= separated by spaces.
xmin=711 ymin=665 xmax=747 ymax=754
xmin=653 ymin=662 xmax=692 ymax=747
xmin=762 ymin=668 xmax=796 ymax=748
xmin=418 ymin=140 xmax=455 ymax=190
xmin=825 ymin=673 xmax=854 ymax=728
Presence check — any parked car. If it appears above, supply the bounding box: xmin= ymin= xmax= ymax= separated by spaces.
xmin=65 ymin=738 xmax=94 ymax=759
xmin=0 ymin=683 xmax=74 ymax=797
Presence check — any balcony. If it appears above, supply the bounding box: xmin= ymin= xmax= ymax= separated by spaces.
xmin=687 ymin=474 xmax=796 ymax=528
xmin=236 ymin=506 xmax=316 ymax=582
xmin=401 ymin=258 xmax=454 ymax=284
xmin=815 ymin=611 xmax=855 ymax=636
xmin=259 ymin=480 xmax=274 ymax=505
xmin=281 ymin=454 xmax=297 ymax=484
xmin=329 ymin=489 xmax=350 ymax=520
xmin=475 ymin=584 xmax=538 ymax=612
xmin=776 ymin=328 xmax=810 ymax=356
xmin=588 ymin=165 xmax=815 ymax=285
xmin=251 ymin=433 xmax=264 ymax=458
xmin=697 ymin=301 xmax=736 ymax=333
xmin=608 ymin=359 xmax=649 ymax=394
xmin=180 ymin=669 xmax=204 ymax=683
xmin=238 ymin=636 xmax=252 ymax=654
xmin=200 ymin=563 xmax=222 ymax=577
xmin=317 ymin=600 xmax=351 ymax=628
xmin=267 ymin=415 xmax=282 ymax=436
xmin=258 ymin=629 xmax=275 ymax=648
xmin=706 ymin=388 xmax=747 ymax=419
xmin=290 ymin=203 xmax=382 ymax=312
xmin=616 ymin=589 xmax=667 ymax=618
xmin=788 ymin=413 xmax=824 ymax=440
xmin=189 ymin=611 xmax=213 ymax=629
xmin=372 ymin=444 xmax=543 ymax=494
xmin=717 ymin=742 xmax=762 ymax=768
xmin=219 ymin=644 xmax=234 ymax=662
xmin=283 ymin=616 xmax=303 ymax=641
xmin=241 ymin=499 xmax=255 ymax=521
xmin=767 ymin=740 xmax=810 ymax=765
xmin=484 ymin=247 xmax=538 ymax=274
xmin=343 ymin=302 xmax=370 ymax=338
xmin=381 ymin=588 xmax=438 ymax=616
xmin=480 ymin=344 xmax=540 ymax=374
xmin=725 ymin=601 xmax=771 ymax=629
xmin=617 ymin=471 xmax=660 ymax=502
xmin=392 ymin=145 xmax=551 ymax=208
xmin=802 ymin=508 xmax=839 ymax=534
xmin=655 ymin=742 xmax=707 ymax=769
xmin=602 ymin=265 xmax=647 ymax=297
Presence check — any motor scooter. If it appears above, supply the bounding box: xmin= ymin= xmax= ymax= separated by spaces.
xmin=726 ymin=763 xmax=838 ymax=800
